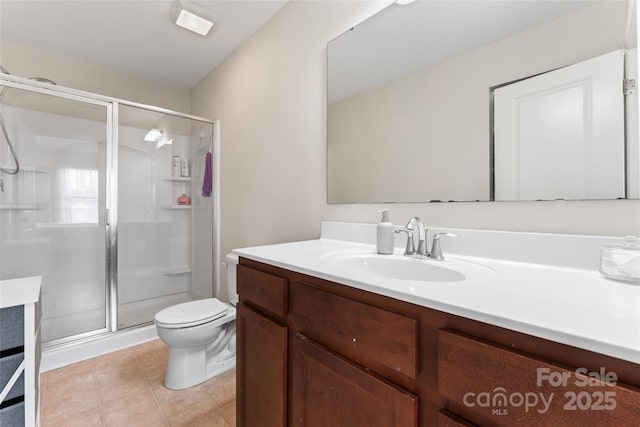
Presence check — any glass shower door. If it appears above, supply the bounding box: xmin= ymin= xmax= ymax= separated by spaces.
xmin=0 ymin=84 xmax=112 ymax=343
xmin=116 ymin=104 xmax=214 ymax=329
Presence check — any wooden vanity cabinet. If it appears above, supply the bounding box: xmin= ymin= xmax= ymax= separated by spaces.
xmin=237 ymin=265 xmax=288 ymax=427
xmin=237 ymin=257 xmax=640 ymax=427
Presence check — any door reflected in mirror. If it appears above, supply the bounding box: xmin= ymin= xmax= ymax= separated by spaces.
xmin=327 ymin=0 xmax=637 ymax=203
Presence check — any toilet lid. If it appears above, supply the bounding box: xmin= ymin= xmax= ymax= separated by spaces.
xmin=154 ymin=298 xmax=229 ymax=328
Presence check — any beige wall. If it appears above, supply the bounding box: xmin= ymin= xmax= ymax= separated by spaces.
xmin=1 ymin=39 xmax=191 ymax=113
xmin=191 ymin=1 xmax=389 ymax=298
xmin=191 ymin=1 xmax=640 ymax=299
xmin=329 ymin=1 xmax=628 ymax=203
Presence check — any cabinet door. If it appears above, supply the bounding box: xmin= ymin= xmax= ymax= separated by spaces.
xmin=438 ymin=329 xmax=640 ymax=426
xmin=237 ymin=303 xmax=287 ymax=427
xmin=291 ymin=333 xmax=417 ymax=427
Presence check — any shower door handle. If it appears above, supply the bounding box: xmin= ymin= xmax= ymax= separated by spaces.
xmin=105 ymin=208 xmax=110 ymax=226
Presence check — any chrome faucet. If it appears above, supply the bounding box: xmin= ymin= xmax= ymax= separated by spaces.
xmin=395 ymin=216 xmax=458 ymax=260
xmin=394 ymin=217 xmax=427 ymax=256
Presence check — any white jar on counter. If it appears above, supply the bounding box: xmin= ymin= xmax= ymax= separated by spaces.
xmin=600 ymin=236 xmax=640 ymax=283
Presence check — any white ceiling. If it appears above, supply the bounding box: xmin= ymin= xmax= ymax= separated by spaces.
xmin=0 ymin=0 xmax=288 ymax=89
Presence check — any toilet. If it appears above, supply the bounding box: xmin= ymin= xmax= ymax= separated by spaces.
xmin=154 ymin=254 xmax=239 ymax=390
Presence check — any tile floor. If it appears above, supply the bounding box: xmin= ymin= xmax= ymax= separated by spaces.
xmin=40 ymin=339 xmax=236 ymax=427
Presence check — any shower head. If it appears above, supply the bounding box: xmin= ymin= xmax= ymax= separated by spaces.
xmin=29 ymin=77 xmax=57 ymax=85
xmin=0 ymin=69 xmax=56 ymax=176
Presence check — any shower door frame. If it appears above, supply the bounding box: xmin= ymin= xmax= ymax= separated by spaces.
xmin=0 ymin=73 xmax=217 ymax=348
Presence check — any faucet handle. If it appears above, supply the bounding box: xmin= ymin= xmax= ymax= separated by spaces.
xmin=433 ymin=232 xmax=457 ymax=240
xmin=395 ymin=228 xmax=415 ymax=255
xmin=429 ymin=233 xmax=457 ymax=261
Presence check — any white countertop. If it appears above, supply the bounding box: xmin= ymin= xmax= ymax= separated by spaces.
xmin=233 ymin=226 xmax=640 ymax=364
xmin=0 ymin=276 xmax=42 ymax=308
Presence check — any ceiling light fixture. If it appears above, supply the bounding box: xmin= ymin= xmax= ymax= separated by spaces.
xmin=171 ymin=1 xmax=216 ymax=36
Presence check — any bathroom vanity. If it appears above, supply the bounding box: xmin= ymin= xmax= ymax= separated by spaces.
xmin=234 ymin=223 xmax=640 ymax=426
xmin=0 ymin=276 xmax=42 ymax=426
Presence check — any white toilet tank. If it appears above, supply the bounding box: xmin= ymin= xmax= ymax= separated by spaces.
xmin=225 ymin=253 xmax=239 ymax=306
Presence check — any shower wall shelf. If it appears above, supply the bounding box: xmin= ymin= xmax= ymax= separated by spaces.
xmin=120 ymin=219 xmax=172 ymax=225
xmin=161 ymin=176 xmax=191 ymax=182
xmin=119 ymin=266 xmax=191 ymax=277
xmin=164 ymin=205 xmax=191 ymax=209
xmin=17 ymin=167 xmax=49 ymax=174
xmin=119 ymin=266 xmax=165 ymax=278
xmin=0 ymin=204 xmax=47 ymax=211
xmin=162 ymin=266 xmax=191 ymax=275
xmin=35 ymin=223 xmax=99 ymax=229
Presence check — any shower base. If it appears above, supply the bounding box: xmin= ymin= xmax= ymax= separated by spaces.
xmin=41 ymin=291 xmax=199 ymax=371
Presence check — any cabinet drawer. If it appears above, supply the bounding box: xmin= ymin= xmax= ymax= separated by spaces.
xmin=438 ymin=330 xmax=640 ymax=426
xmin=290 ymin=282 xmax=418 ymax=380
xmin=237 ymin=265 xmax=288 ymax=319
xmin=0 ymin=306 xmax=24 ymax=352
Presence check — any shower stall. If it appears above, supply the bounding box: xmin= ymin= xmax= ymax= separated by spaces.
xmin=0 ymin=72 xmax=216 ymax=349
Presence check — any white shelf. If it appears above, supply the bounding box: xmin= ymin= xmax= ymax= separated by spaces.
xmin=0 ymin=276 xmax=42 ymax=308
xmin=118 ymin=266 xmax=166 ymax=278
xmin=164 ymin=205 xmax=191 ymax=209
xmin=161 ymin=176 xmax=191 ymax=182
xmin=0 ymin=203 xmax=47 ymax=211
xmin=120 ymin=219 xmax=172 ymax=225
xmin=18 ymin=167 xmax=49 ymax=174
xmin=163 ymin=266 xmax=191 ymax=275
xmin=118 ymin=266 xmax=191 ymax=277
xmin=35 ymin=222 xmax=98 ymax=229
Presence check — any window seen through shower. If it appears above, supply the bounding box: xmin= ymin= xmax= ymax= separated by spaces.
xmin=56 ymin=168 xmax=99 ymax=224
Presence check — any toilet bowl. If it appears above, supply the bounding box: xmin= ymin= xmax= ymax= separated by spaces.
xmin=154 ymin=254 xmax=239 ymax=390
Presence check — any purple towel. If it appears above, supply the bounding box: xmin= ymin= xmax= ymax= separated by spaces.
xmin=202 ymin=151 xmax=212 ymax=197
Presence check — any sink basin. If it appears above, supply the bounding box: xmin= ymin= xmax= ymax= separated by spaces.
xmin=324 ymin=252 xmax=467 ymax=282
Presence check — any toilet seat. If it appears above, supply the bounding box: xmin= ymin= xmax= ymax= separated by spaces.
xmin=155 ymin=298 xmax=229 ymax=329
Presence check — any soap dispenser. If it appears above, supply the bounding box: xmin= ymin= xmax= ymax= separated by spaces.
xmin=377 ymin=209 xmax=394 ymax=255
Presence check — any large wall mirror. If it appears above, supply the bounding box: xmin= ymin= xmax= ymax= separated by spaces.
xmin=327 ymin=0 xmax=638 ymax=203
